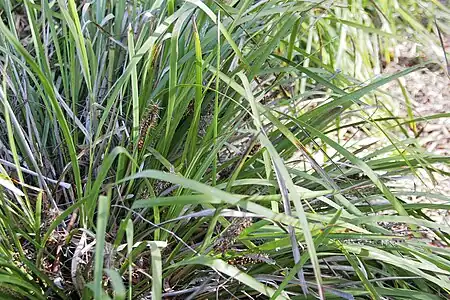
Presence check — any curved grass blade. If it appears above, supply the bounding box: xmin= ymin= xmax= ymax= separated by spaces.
xmin=177 ymin=256 xmax=289 ymax=299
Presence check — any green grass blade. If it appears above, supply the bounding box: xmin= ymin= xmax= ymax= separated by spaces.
xmin=93 ymin=193 xmax=111 ymax=299
xmin=149 ymin=241 xmax=167 ymax=300
xmin=104 ymin=269 xmax=126 ymax=300
xmin=178 ymin=256 xmax=289 ymax=299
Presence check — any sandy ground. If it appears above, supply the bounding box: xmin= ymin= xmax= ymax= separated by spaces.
xmin=382 ymin=41 xmax=450 ymax=224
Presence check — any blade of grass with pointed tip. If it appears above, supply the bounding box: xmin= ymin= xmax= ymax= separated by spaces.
xmin=186 ymin=0 xmax=248 ymax=67
xmin=271 ymin=209 xmax=342 ymax=299
xmin=177 ymin=256 xmax=289 ymax=299
xmin=237 ymin=72 xmax=324 ymax=299
xmin=57 ymin=0 xmax=92 ymax=94
xmin=336 ymin=240 xmax=381 ymax=300
xmin=119 ymin=169 xmax=309 ymax=230
xmin=344 ymin=244 xmax=450 ymax=289
xmin=95 ymin=5 xmax=195 ymax=142
xmin=164 ymin=9 xmax=192 ymax=154
xmin=184 ymin=17 xmax=204 ymax=163
xmin=299 ymin=63 xmax=426 ymax=126
xmin=128 ymin=25 xmax=140 ymax=148
xmin=295 ymin=120 xmax=409 ymax=217
xmin=261 ymin=105 xmax=362 ymax=216
xmin=0 ymin=18 xmax=83 ymax=201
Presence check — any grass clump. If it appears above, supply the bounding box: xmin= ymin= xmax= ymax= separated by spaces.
xmin=0 ymin=0 xmax=449 ymax=299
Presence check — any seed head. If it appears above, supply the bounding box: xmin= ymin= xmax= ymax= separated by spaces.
xmin=214 ymin=217 xmax=253 ymax=252
xmin=138 ymin=104 xmax=159 ymax=150
xmin=227 ymin=253 xmax=274 ymax=266
xmin=249 ymin=142 xmax=261 ymax=156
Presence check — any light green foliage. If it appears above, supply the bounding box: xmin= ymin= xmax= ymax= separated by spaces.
xmin=0 ymin=0 xmax=448 ymax=299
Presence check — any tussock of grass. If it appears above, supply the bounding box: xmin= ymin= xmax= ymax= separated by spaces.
xmin=0 ymin=0 xmax=449 ymax=299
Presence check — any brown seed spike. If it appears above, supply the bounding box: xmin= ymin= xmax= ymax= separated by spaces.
xmin=151 ymin=44 xmax=162 ymax=68
xmin=137 ymin=104 xmax=160 ymax=151
xmin=137 ymin=138 xmax=145 ymax=151
xmin=249 ymin=143 xmax=261 ymax=156
xmin=214 ymin=217 xmax=253 ymax=252
xmin=225 ymin=217 xmax=253 ymax=239
xmin=215 ymin=239 xmax=232 ymax=253
xmin=227 ymin=253 xmax=273 ymax=266
xmin=153 ymin=180 xmax=173 ymax=196
xmin=184 ymin=101 xmax=194 ymax=118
